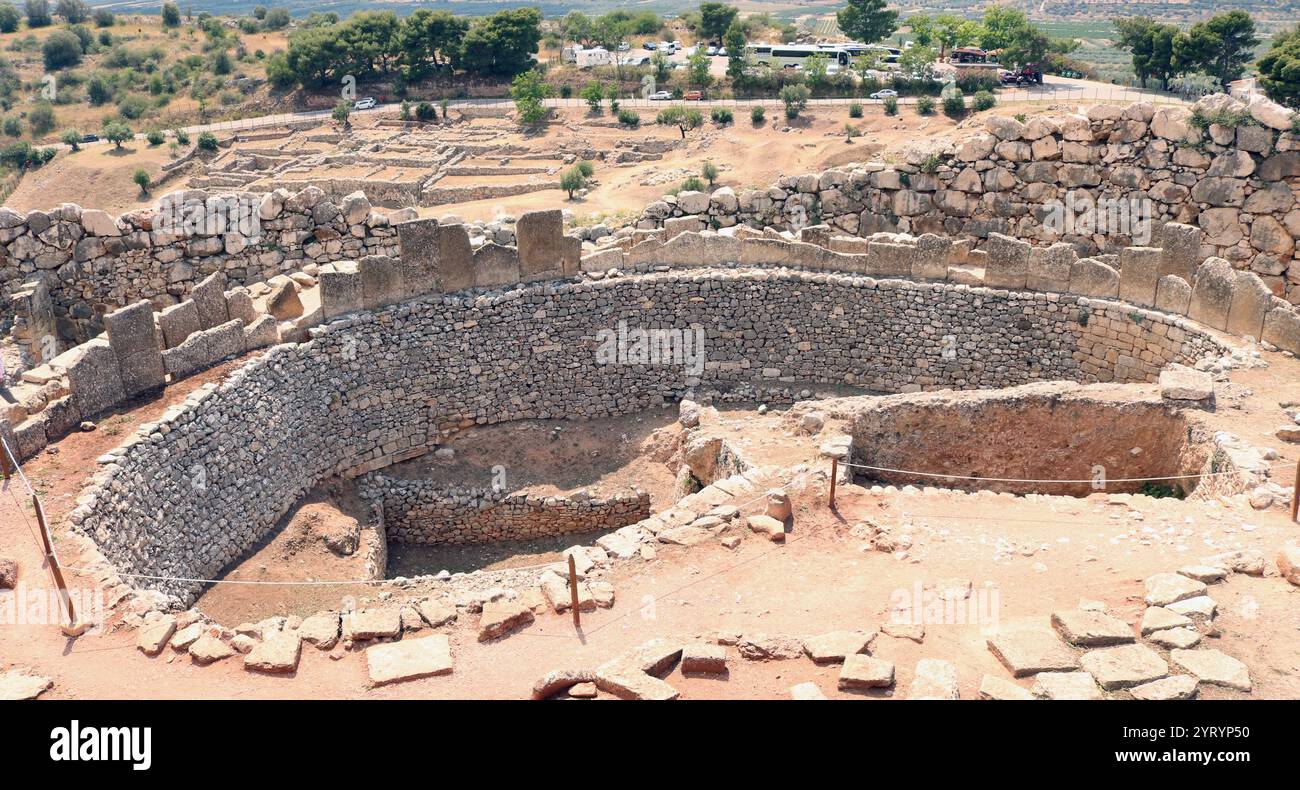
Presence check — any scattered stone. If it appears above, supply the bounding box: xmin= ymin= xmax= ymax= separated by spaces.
xmin=907 ymin=658 xmax=959 ymax=699
xmin=790 ymin=681 xmax=828 ymax=700
xmin=367 ymin=634 xmax=453 ymax=686
xmin=746 ymin=514 xmax=786 ymax=542
xmin=136 ymin=614 xmax=177 ymax=656
xmin=478 ymin=600 xmax=535 ymax=642
xmin=979 ymin=674 xmax=1036 ymax=700
xmin=1170 ymin=649 xmax=1252 ymax=691
xmin=1079 ymin=644 xmax=1169 ymax=690
xmin=681 ymin=644 xmax=728 ymax=674
xmin=568 ymin=682 xmax=598 ymax=698
xmin=803 ymin=630 xmax=877 ymax=664
xmin=1178 ymin=565 xmax=1228 ymax=584
xmin=737 ymin=634 xmax=805 ymax=661
xmin=1165 ymin=595 xmax=1216 ymax=623
xmin=1147 ymin=628 xmax=1202 ymax=649
xmin=1129 ymin=675 xmax=1198 ymax=701
xmin=838 ymin=654 xmax=896 ymax=690
xmin=0 ymin=557 xmax=16 ymax=589
xmin=657 ymin=525 xmax=711 ymax=546
xmin=1031 ymin=671 xmax=1104 ymax=700
xmin=0 ymin=669 xmax=52 ymax=700
xmin=1051 ymin=609 xmax=1136 ymax=646
xmin=1144 ymin=573 xmax=1207 ymax=606
xmin=169 ymin=622 xmax=204 ymax=651
xmin=1141 ymin=606 xmax=1194 ymax=635
xmin=1201 ymin=550 xmax=1265 ymax=576
xmin=1159 ymin=364 xmax=1213 ymax=400
xmin=189 ymin=634 xmax=236 ymax=664
xmin=349 ymin=608 xmax=402 ymax=640
xmin=298 ymin=612 xmax=341 ymax=649
xmin=882 ymin=622 xmax=925 ymax=643
xmin=1278 ymin=540 xmax=1300 ymax=586
xmin=531 ymin=668 xmax=597 ymax=700
xmin=987 ymin=628 xmax=1079 ymax=677
xmin=244 ymin=632 xmax=302 ymax=673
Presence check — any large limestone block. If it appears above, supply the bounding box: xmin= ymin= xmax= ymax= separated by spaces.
xmin=157 ymin=300 xmax=200 ymax=350
xmin=319 ymin=264 xmax=363 ymax=320
xmin=190 ymin=271 xmax=229 ymax=330
xmin=394 ymin=217 xmax=439 ymax=297
xmin=1262 ymin=306 xmax=1300 ymax=354
xmin=1226 ymin=271 xmax=1271 ymax=339
xmin=1069 ymin=258 xmax=1120 ymax=298
xmin=162 ymin=319 xmax=244 ymax=379
xmin=359 ymin=255 xmax=403 ymax=310
xmin=866 ymin=240 xmax=914 ymax=276
xmin=1154 ymin=275 xmax=1192 ymax=315
xmin=1118 ymin=246 xmax=1162 ymax=307
xmin=432 ymin=223 xmax=473 ymax=292
xmin=982 ymin=233 xmax=1031 ymax=290
xmin=366 ymin=634 xmax=453 ymax=686
xmin=1188 ymin=257 xmax=1235 ymax=331
xmin=657 ymin=232 xmax=742 ymax=268
xmin=517 ymin=209 xmax=566 ymax=280
xmin=64 ymin=338 xmax=125 ymax=419
xmin=103 ymin=300 xmax=164 ymax=397
xmin=911 ymin=234 xmax=951 ymax=281
xmin=472 ymin=242 xmax=521 ymax=288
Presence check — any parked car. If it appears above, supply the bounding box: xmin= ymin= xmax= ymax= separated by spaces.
xmin=81 ymin=133 xmax=99 ymax=143
xmin=683 ymin=90 xmax=703 ymax=101
xmin=617 ymin=42 xmax=630 ymax=51
xmin=648 ymin=90 xmax=673 ymax=101
xmin=869 ymin=89 xmax=898 ymax=99
xmin=706 ymin=46 xmax=718 ymax=56
xmin=353 ymin=97 xmax=377 ymax=110
xmin=716 ymin=47 xmax=727 ymax=57
xmin=644 ymin=41 xmax=657 ymax=50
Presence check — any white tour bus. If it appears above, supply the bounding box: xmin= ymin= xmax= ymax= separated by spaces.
xmin=746 ymin=43 xmax=851 ymax=70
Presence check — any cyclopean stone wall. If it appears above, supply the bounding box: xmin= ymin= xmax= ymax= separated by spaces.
xmin=629 ymin=93 xmax=1300 ymax=306
xmin=360 ymin=474 xmax=651 ymax=545
xmin=0 ymin=186 xmax=408 ymax=344
xmin=64 ymin=267 xmax=1231 ymax=605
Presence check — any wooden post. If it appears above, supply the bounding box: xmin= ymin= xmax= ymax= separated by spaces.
xmin=32 ymin=494 xmax=87 ymax=637
xmin=567 ymin=554 xmax=581 ymax=628
xmin=0 ymin=439 xmax=11 ymax=480
xmin=1292 ymin=458 xmax=1299 ymax=525
xmin=829 ymin=458 xmax=838 ymax=508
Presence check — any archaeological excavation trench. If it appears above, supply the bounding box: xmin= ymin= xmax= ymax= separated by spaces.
xmin=67 ymin=268 xmax=1235 ymax=609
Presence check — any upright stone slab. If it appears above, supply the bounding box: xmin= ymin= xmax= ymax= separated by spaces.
xmin=1188 ymin=257 xmax=1235 ymax=331
xmin=1159 ymin=223 xmax=1201 ymax=282
xmin=983 ymin=232 xmax=1031 ymax=290
xmin=103 ymin=301 xmax=165 ymax=398
xmin=472 ymin=243 xmax=521 ymax=288
xmin=516 ymin=209 xmax=566 ymax=281
xmin=1027 ymin=243 xmax=1076 ymax=292
xmin=866 ymin=240 xmax=914 ymax=276
xmin=158 ymin=300 xmax=201 ymax=349
xmin=359 ymin=255 xmax=403 ymax=310
xmin=394 ymin=218 xmax=439 ymax=298
xmin=1069 ymin=258 xmax=1120 ymax=298
xmin=432 ymin=223 xmax=474 ymax=292
xmin=319 ymin=264 xmax=363 ymax=320
xmin=190 ymin=271 xmax=229 ymax=330
xmin=912 ymin=234 xmax=951 ymax=281
xmin=1118 ymin=246 xmax=1162 ymax=307
xmin=1154 ymin=275 xmax=1192 ymax=314
xmin=1226 ymin=271 xmax=1271 ymax=339
xmin=1263 ymin=305 xmax=1300 ymax=354
xmin=64 ymin=338 xmax=125 ymax=419
xmin=224 ymin=287 xmax=257 ymax=326
xmin=562 ymin=235 xmax=582 ymax=276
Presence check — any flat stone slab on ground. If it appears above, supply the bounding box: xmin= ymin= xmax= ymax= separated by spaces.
xmin=478 ymin=600 xmax=535 ymax=642
xmin=1129 ymin=675 xmax=1199 ymax=700
xmin=188 ymin=634 xmax=236 ymax=664
xmin=1031 ymin=671 xmax=1104 ymax=700
xmin=298 ymin=612 xmax=341 ymax=648
xmin=1140 ymin=606 xmax=1193 ymax=635
xmin=1178 ymin=565 xmax=1228 ymax=583
xmin=737 ymin=634 xmax=804 ymax=661
xmin=416 ymin=598 xmax=457 ymax=627
xmin=1147 ymin=627 xmax=1202 ymax=649
xmin=680 ymin=643 xmax=728 ymax=674
xmin=136 ymin=615 xmax=177 ymax=656
xmin=1165 ymin=595 xmax=1217 ymax=622
xmin=349 ymin=608 xmax=402 ymax=640
xmin=1145 ymin=573 xmax=1207 ymax=606
xmin=881 ymin=622 xmax=925 ymax=642
xmin=0 ymin=670 xmax=52 ymax=700
xmin=804 ymin=630 xmax=877 ymax=664
xmin=1079 ymin=644 xmax=1169 ymax=690
xmin=1051 ymin=609 xmax=1136 ymax=646
xmin=790 ymin=681 xmax=828 ymax=700
xmin=367 ymin=634 xmax=454 ymax=686
xmin=838 ymin=654 xmax=896 ymax=690
xmin=1170 ymin=649 xmax=1252 ymax=692
xmin=746 ymin=514 xmax=786 ymax=542
xmin=979 ymin=674 xmax=1036 ymax=700
xmin=594 ymin=669 xmax=679 ymax=700
xmin=244 ymin=632 xmax=302 ymax=673
xmin=1159 ymin=364 xmax=1214 ymax=400
xmin=907 ymin=658 xmax=959 ymax=699
xmin=987 ymin=628 xmax=1079 ymax=677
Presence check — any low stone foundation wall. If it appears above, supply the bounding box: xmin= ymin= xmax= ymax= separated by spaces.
xmin=362 ymin=474 xmax=651 ymax=545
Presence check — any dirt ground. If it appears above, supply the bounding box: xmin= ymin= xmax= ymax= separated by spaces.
xmin=1 ymin=347 xmax=1297 ymax=700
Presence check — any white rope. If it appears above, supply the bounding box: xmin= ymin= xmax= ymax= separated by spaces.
xmin=837 ymin=459 xmax=1288 ymax=485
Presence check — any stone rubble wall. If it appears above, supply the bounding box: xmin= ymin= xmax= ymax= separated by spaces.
xmin=627 ymin=93 xmax=1300 ymax=308
xmin=64 ymin=266 xmax=1230 ymax=604
xmin=361 ymin=473 xmax=651 ymax=545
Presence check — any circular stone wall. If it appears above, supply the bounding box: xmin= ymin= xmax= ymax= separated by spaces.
xmin=70 ymin=269 xmax=1230 ymax=603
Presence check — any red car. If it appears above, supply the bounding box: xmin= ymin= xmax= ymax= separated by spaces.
xmin=683 ymin=90 xmax=703 ymax=101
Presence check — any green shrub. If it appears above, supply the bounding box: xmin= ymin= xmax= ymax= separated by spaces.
xmin=750 ymin=105 xmax=765 ymax=124
xmin=680 ymin=175 xmax=705 ymax=192
xmin=132 ymin=168 xmax=150 ymax=193
xmin=941 ymin=86 xmax=966 ymax=117
xmin=916 ymin=96 xmax=935 ymax=116
xmin=972 ymin=91 xmax=996 ymax=111
xmin=616 ymin=108 xmax=640 ymax=127
xmin=575 ymin=159 xmax=594 ymax=177
xmin=146 ymin=129 xmax=165 ymax=146
xmin=701 ymin=161 xmax=719 ymax=184
xmin=196 ymin=131 xmax=218 ymax=151
xmin=559 ymin=166 xmax=586 ymax=199
xmin=882 ymin=96 xmax=897 ymax=115
xmin=415 ymin=102 xmax=436 ymax=122
xmin=60 ymin=128 xmax=82 ymax=150
xmin=848 ymin=102 xmax=863 ymax=118
xmin=173 ymin=128 xmax=189 ymax=145
xmin=28 ymin=103 xmax=56 ymax=136
xmin=710 ymin=106 xmax=733 ymax=124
